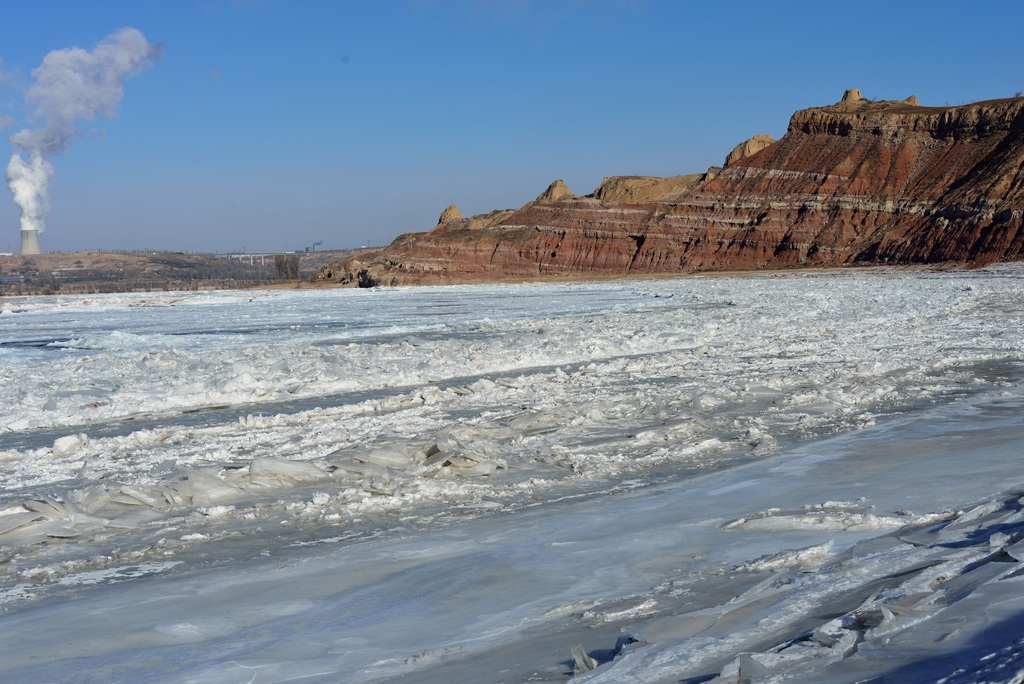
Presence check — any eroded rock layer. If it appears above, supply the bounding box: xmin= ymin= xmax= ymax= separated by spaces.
xmin=319 ymin=92 xmax=1024 ymax=286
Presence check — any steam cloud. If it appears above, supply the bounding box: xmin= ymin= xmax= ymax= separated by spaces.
xmin=5 ymin=27 xmax=160 ymax=237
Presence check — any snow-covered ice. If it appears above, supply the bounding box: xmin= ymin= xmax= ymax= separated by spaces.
xmin=1 ymin=266 xmax=1024 ymax=682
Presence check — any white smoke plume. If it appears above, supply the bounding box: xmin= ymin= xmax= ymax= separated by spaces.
xmin=5 ymin=27 xmax=160 ymax=236
xmin=6 ymin=152 xmax=53 ymax=234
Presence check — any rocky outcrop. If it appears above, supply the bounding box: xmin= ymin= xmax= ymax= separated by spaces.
xmin=437 ymin=204 xmax=462 ymax=225
xmin=430 ymin=207 xmax=517 ymax=234
xmin=724 ymin=134 xmax=776 ymax=166
xmin=516 ymin=180 xmax=578 ymax=214
xmin=466 ymin=209 xmax=516 ymax=230
xmin=319 ymin=90 xmax=1024 ymax=286
xmin=534 ymin=179 xmax=576 ymax=205
xmin=591 ymin=174 xmax=709 ymax=204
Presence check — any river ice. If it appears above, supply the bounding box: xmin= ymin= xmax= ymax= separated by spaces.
xmin=1 ymin=266 xmax=1023 ymax=682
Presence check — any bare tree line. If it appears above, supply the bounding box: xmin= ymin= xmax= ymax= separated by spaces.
xmin=274 ymin=254 xmax=301 ymax=280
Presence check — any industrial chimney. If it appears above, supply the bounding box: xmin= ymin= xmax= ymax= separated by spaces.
xmin=20 ymin=229 xmax=41 ymax=255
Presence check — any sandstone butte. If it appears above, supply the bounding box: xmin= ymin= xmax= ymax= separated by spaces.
xmin=316 ymin=89 xmax=1024 ymax=286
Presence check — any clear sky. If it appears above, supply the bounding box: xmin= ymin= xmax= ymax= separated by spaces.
xmin=1 ymin=0 xmax=1022 ymax=255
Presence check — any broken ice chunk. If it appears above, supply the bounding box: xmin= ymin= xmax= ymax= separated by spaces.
xmin=249 ymin=457 xmax=331 ymax=487
xmin=572 ymin=644 xmax=599 ymax=674
xmin=52 ymin=433 xmax=89 ymax=457
xmin=184 ymin=468 xmax=246 ymax=506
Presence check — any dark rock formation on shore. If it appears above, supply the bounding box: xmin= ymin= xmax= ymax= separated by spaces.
xmin=317 ymin=90 xmax=1024 ymax=286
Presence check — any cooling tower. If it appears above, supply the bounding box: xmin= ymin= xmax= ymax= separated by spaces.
xmin=20 ymin=229 xmax=41 ymax=255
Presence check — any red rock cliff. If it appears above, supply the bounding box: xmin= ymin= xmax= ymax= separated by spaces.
xmin=319 ymin=91 xmax=1024 ymax=286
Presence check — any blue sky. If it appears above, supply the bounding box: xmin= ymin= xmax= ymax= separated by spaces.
xmin=1 ymin=0 xmax=1022 ymax=254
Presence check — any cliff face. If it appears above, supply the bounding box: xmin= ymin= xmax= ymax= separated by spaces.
xmin=320 ymin=91 xmax=1024 ymax=286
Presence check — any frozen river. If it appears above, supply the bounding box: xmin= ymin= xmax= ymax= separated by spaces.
xmin=1 ymin=267 xmax=1024 ymax=682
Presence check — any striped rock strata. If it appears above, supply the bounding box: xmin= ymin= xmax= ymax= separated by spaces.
xmin=318 ymin=91 xmax=1024 ymax=286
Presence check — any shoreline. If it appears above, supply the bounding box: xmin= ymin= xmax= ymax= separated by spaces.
xmin=3 ymin=247 xmax=1018 ymax=298
xmin=279 ymin=260 xmax=990 ymax=291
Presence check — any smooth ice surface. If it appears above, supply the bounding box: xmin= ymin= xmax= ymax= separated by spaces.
xmin=2 ymin=267 xmax=1024 ymax=682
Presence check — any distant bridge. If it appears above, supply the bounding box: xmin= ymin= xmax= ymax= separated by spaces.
xmin=220 ymin=252 xmax=297 ymax=266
